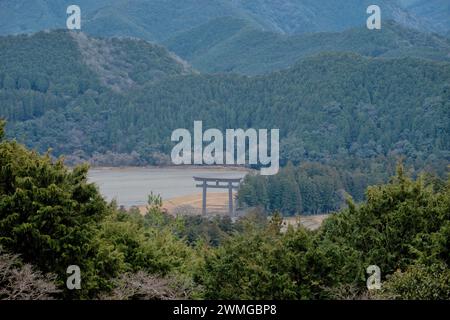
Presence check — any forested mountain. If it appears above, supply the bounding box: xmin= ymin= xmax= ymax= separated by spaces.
xmin=1 ymin=31 xmax=449 ymax=166
xmin=0 ymin=30 xmax=449 ymax=211
xmin=0 ymin=30 xmax=192 ymax=92
xmin=0 ymin=0 xmax=437 ymax=39
xmin=166 ymin=19 xmax=450 ymax=75
xmin=2 ymin=1 xmax=448 ymax=76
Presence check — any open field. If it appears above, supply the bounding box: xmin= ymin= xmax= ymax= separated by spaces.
xmin=283 ymin=215 xmax=330 ymax=231
xmin=138 ymin=192 xmax=232 ymax=216
xmin=138 ymin=192 xmax=330 ymax=230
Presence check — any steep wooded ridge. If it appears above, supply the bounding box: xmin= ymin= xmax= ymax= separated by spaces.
xmin=71 ymin=32 xmax=193 ymax=92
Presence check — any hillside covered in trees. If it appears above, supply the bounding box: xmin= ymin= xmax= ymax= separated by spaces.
xmin=0 ymin=30 xmax=449 ymax=212
xmin=1 ymin=122 xmax=449 ymax=299
xmin=1 ymin=31 xmax=449 ymax=165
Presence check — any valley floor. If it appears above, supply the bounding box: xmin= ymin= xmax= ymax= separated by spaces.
xmin=138 ymin=192 xmax=330 ymax=230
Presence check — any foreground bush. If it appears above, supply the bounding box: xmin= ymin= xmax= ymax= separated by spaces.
xmin=378 ymin=263 xmax=450 ymax=300
xmin=1 ymin=120 xmax=449 ymax=300
xmin=198 ymin=165 xmax=450 ymax=299
xmin=0 ymin=121 xmax=197 ymax=298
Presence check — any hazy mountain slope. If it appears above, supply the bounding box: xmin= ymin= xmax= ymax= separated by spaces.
xmin=0 ymin=0 xmax=112 ymax=35
xmin=0 ymin=0 xmax=441 ymax=39
xmin=166 ymin=19 xmax=450 ymax=75
xmin=227 ymin=0 xmax=425 ymax=34
xmin=0 ymin=0 xmax=259 ymax=41
xmin=82 ymin=0 xmax=255 ymax=42
xmin=164 ymin=17 xmax=251 ymax=62
xmin=400 ymin=0 xmax=450 ymax=34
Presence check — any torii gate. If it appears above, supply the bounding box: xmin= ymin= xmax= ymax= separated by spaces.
xmin=193 ymin=176 xmax=243 ymax=216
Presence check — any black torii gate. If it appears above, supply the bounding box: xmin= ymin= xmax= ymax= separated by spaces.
xmin=193 ymin=176 xmax=243 ymax=216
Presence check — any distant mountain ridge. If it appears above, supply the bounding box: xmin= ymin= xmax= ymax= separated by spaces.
xmin=0 ymin=0 xmax=446 ymax=39
xmin=400 ymin=0 xmax=450 ymax=34
xmin=226 ymin=0 xmax=426 ymax=34
xmin=165 ymin=18 xmax=450 ymax=75
xmin=1 ymin=1 xmax=449 ymax=76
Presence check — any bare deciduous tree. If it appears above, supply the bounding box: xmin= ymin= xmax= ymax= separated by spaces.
xmin=173 ymin=205 xmax=200 ymax=217
xmin=323 ymin=284 xmax=376 ymax=300
xmin=0 ymin=249 xmax=60 ymax=300
xmin=100 ymin=271 xmax=192 ymax=300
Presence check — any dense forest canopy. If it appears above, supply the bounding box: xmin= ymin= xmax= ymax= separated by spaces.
xmin=1 ymin=31 xmax=449 ymax=167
